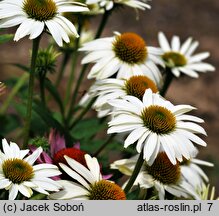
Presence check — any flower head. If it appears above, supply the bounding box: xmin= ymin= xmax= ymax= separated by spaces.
xmin=111 ymin=153 xmax=200 ymax=199
xmin=82 ymin=75 xmax=158 ymax=117
xmin=108 ymin=89 xmax=207 ymax=165
xmin=0 ymin=0 xmax=89 ymax=46
xmin=158 ymin=32 xmax=215 ymax=77
xmin=180 ymin=157 xmax=214 ymax=190
xmin=49 ymin=154 xmax=126 ymax=200
xmin=35 ymin=46 xmax=60 ymax=75
xmin=80 ymin=32 xmax=163 ymax=86
xmin=0 ymin=139 xmax=61 ymax=200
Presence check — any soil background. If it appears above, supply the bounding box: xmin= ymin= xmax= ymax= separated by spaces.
xmin=0 ymin=0 xmax=219 ymax=196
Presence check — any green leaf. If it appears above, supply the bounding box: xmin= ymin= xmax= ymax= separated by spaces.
xmin=32 ymin=100 xmax=74 ymax=144
xmin=0 ymin=114 xmax=20 ymax=135
xmin=10 ymin=63 xmax=30 ymax=72
xmin=0 ymin=34 xmax=13 ymax=44
xmin=44 ymin=78 xmax=64 ymax=114
xmin=71 ymin=118 xmax=107 ymax=140
xmin=126 ymin=186 xmax=142 ymax=200
xmin=13 ymin=102 xmax=48 ymax=135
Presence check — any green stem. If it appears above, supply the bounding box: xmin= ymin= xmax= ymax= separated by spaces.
xmin=66 ymin=10 xmax=112 ymax=122
xmin=0 ymin=73 xmax=29 ymax=114
xmin=55 ymin=52 xmax=70 ymax=88
xmin=39 ymin=73 xmax=46 ymax=106
xmin=66 ymin=63 xmax=88 ymax=120
xmin=160 ymin=67 xmax=174 ymax=97
xmin=124 ymin=150 xmax=144 ymax=194
xmin=23 ymin=37 xmax=41 ymax=149
xmin=64 ymin=20 xmax=83 ymax=107
xmin=69 ymin=97 xmax=96 ymax=130
xmin=93 ymin=134 xmax=115 ymax=157
xmin=95 ymin=9 xmax=111 ymax=38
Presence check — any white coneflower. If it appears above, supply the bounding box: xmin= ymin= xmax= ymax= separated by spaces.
xmin=111 ymin=152 xmax=199 ymax=199
xmin=180 ymin=157 xmax=214 ymax=190
xmin=0 ymin=0 xmax=89 ymax=46
xmin=83 ymin=75 xmax=158 ymax=117
xmin=0 ymin=138 xmax=61 ymax=200
xmin=158 ymin=32 xmax=215 ymax=77
xmin=80 ymin=32 xmax=163 ymax=85
xmin=108 ymin=89 xmax=207 ymax=165
xmin=49 ymin=154 xmax=126 ymax=200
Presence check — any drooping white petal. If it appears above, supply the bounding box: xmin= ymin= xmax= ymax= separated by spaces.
xmin=18 ymin=184 xmax=33 ymax=198
xmin=59 ymin=163 xmax=90 ymax=190
xmin=9 ymin=184 xmax=19 ymax=200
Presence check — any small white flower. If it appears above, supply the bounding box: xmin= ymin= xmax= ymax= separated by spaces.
xmin=111 ymin=152 xmax=200 ymax=199
xmin=49 ymin=154 xmax=126 ymax=200
xmin=80 ymin=32 xmax=163 ymax=85
xmin=0 ymin=0 xmax=89 ymax=46
xmin=0 ymin=139 xmax=61 ymax=200
xmin=158 ymin=32 xmax=215 ymax=77
xmin=108 ymin=89 xmax=207 ymax=165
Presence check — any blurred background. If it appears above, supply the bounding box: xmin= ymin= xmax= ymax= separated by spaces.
xmin=0 ymin=0 xmax=218 ymax=196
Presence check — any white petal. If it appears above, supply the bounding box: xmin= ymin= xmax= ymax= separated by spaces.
xmin=18 ymin=184 xmax=33 ymax=198
xmin=45 ymin=20 xmax=63 ymax=46
xmin=188 ymin=52 xmax=210 ymax=63
xmin=9 ymin=184 xmax=19 ymax=200
xmin=24 ymin=147 xmax=42 ymax=165
xmin=48 ymin=180 xmax=88 ymax=200
xmin=180 ymin=37 xmax=192 ymax=54
xmin=2 ymin=138 xmax=13 ymax=157
xmin=124 ymin=127 xmax=146 ymax=148
xmin=55 ymin=15 xmax=78 ymax=38
xmin=142 ymin=89 xmax=153 ymax=107
xmin=58 ymin=5 xmax=89 ymax=13
xmin=158 ymin=32 xmax=171 ymax=52
xmin=14 ymin=19 xmax=34 ymax=41
xmin=178 ymin=67 xmax=199 ymax=78
xmin=143 ymin=133 xmax=158 ymax=162
xmin=64 ymin=155 xmax=96 ymax=183
xmin=192 ymin=158 xmax=214 ymax=167
xmin=160 ymin=135 xmax=177 ymax=165
xmin=172 ymin=105 xmax=196 ymax=115
xmin=0 ymin=178 xmax=11 ymax=189
xmin=172 ymin=68 xmax=181 ymax=77
xmin=177 ymin=122 xmax=207 ymax=135
xmin=185 ymin=41 xmax=199 ymax=57
xmin=0 ymin=15 xmax=26 ymax=28
xmin=136 ymin=130 xmax=151 ymax=153
xmin=59 ymin=163 xmax=90 ymax=189
xmin=177 ymin=129 xmax=207 ymax=146
xmin=171 ymin=35 xmax=180 ymax=51
xmin=176 ymin=114 xmax=204 ymax=123
xmin=85 ymin=154 xmax=102 ymax=182
xmin=29 ymin=21 xmax=44 ymax=39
